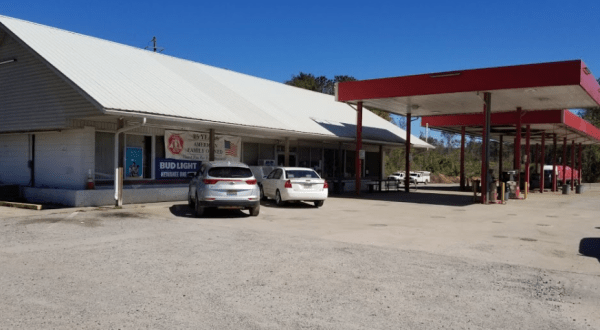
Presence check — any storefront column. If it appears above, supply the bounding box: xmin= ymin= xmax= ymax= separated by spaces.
xmin=284 ymin=138 xmax=290 ymax=167
xmin=209 ymin=129 xmax=215 ymax=161
xmin=355 ymin=101 xmax=363 ymax=195
xmin=460 ymin=126 xmax=465 ymax=191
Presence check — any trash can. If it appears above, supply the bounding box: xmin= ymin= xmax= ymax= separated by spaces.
xmin=576 ymin=185 xmax=584 ymax=194
xmin=562 ymin=184 xmax=570 ymax=195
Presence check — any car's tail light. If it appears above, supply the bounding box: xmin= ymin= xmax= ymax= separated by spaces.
xmin=284 ymin=180 xmax=292 ymax=188
xmin=204 ymin=179 xmax=219 ymax=184
xmin=246 ymin=179 xmax=257 ymax=185
xmin=323 ymin=181 xmax=329 ymax=189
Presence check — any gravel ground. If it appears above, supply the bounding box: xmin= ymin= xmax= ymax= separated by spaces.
xmin=1 ymin=186 xmax=599 ymax=329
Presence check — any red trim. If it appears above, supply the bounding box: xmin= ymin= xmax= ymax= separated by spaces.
xmin=580 ymin=61 xmax=600 ymax=107
xmin=421 ymin=110 xmax=563 ymax=128
xmin=563 ymin=110 xmax=600 ymax=142
xmin=422 ymin=109 xmax=600 ymax=143
xmin=338 ymin=60 xmax=583 ymax=102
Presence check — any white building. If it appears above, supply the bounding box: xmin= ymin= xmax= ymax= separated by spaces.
xmin=0 ymin=15 xmax=431 ymax=206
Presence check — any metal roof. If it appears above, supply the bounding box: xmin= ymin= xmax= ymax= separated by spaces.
xmin=0 ymin=15 xmax=432 ymax=148
xmin=421 ymin=110 xmax=600 ymax=145
xmin=336 ymin=60 xmax=600 ymax=116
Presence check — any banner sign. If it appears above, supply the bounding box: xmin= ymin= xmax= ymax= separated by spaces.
xmin=155 ymin=158 xmax=201 ymax=180
xmin=126 ymin=147 xmax=143 ymax=178
xmin=165 ymin=130 xmax=241 ymax=162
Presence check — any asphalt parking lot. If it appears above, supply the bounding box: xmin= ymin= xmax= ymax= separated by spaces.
xmin=1 ymin=183 xmax=599 ymax=329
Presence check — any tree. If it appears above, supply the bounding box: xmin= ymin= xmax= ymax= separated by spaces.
xmin=580 ymin=77 xmax=600 ymax=182
xmin=285 ymin=72 xmax=391 ymax=121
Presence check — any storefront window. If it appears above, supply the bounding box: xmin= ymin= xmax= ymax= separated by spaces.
xmin=95 ymin=132 xmax=114 ymax=181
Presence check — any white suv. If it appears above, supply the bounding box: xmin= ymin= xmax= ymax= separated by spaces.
xmin=188 ymin=161 xmax=260 ymax=217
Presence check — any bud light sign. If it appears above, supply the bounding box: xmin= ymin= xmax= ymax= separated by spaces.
xmin=155 ymin=158 xmax=201 ymax=180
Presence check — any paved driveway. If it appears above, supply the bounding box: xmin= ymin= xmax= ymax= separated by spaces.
xmin=1 ymin=184 xmax=599 ymax=329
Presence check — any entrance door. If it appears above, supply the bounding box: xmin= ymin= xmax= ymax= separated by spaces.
xmin=277 ymin=154 xmax=297 ymax=167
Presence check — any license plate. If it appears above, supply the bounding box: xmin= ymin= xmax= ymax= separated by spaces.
xmin=226 ymin=190 xmax=237 ymax=196
xmin=303 ymin=184 xmax=312 ymax=188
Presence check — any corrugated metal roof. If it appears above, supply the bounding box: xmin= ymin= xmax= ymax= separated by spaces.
xmin=0 ymin=15 xmax=432 ymax=148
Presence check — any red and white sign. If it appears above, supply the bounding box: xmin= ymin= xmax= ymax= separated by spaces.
xmin=164 ymin=130 xmax=241 ymax=162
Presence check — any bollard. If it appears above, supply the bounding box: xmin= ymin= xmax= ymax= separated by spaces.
xmin=524 ymin=182 xmax=528 ymax=200
xmin=501 ymin=182 xmax=505 ymax=204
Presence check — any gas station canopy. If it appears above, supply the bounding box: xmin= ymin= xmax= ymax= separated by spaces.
xmin=335 ymin=60 xmax=600 ymax=115
xmin=421 ymin=109 xmax=600 ymax=145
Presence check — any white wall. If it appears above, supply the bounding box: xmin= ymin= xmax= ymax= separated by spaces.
xmin=0 ymin=134 xmax=31 ymax=185
xmin=35 ymin=127 xmax=95 ymax=189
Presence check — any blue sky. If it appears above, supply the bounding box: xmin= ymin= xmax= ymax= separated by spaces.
xmin=3 ymin=1 xmax=599 ymax=138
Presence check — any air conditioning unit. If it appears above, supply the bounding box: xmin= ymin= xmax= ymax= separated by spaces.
xmin=258 ymin=159 xmax=275 ymax=166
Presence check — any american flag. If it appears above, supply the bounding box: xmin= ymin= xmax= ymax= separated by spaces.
xmin=225 ymin=140 xmax=237 ymax=156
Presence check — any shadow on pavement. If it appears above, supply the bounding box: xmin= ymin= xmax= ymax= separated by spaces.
xmin=579 ymin=238 xmax=600 ymax=263
xmin=332 ymin=191 xmax=475 ymax=207
xmin=169 ymin=204 xmax=250 ymax=219
xmin=259 ymin=199 xmax=318 ymax=209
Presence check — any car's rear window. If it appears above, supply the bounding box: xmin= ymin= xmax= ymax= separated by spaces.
xmin=208 ymin=167 xmax=253 ymax=178
xmin=286 ymin=170 xmax=320 ymax=179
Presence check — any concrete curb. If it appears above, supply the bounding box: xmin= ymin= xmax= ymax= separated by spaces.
xmin=0 ymin=201 xmax=42 ymax=210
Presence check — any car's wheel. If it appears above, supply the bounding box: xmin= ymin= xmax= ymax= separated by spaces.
xmin=250 ymin=204 xmax=260 ymax=216
xmin=275 ymin=190 xmax=285 ymax=206
xmin=314 ymin=200 xmax=324 ymax=208
xmin=195 ymin=194 xmax=205 ymax=217
xmin=188 ymin=190 xmax=194 ymax=208
xmin=259 ymin=185 xmax=267 ymax=201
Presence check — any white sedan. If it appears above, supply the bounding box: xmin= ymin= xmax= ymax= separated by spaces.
xmin=260 ymin=167 xmax=328 ymax=207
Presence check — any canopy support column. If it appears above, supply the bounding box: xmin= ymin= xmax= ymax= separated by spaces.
xmin=481 ymin=92 xmax=491 ymax=204
xmin=571 ymin=140 xmax=575 ymax=191
xmin=578 ymin=143 xmax=583 ymax=184
xmin=552 ymin=134 xmax=557 ymax=192
xmin=405 ymin=112 xmax=412 ymax=193
xmin=525 ymin=125 xmax=531 ymax=196
xmin=499 ymin=135 xmax=503 ymax=176
xmin=460 ymin=126 xmax=465 ymax=191
xmin=534 ymin=143 xmax=539 ymax=190
xmin=540 ymin=133 xmax=545 ymax=193
xmin=562 ymin=137 xmax=567 ymax=186
xmin=355 ymin=101 xmax=363 ymax=195
xmin=515 ymin=107 xmax=522 ymax=198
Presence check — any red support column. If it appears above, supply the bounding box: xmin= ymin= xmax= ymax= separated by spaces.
xmin=499 ymin=135 xmax=503 ymax=176
xmin=481 ymin=92 xmax=492 ymax=204
xmin=540 ymin=133 xmax=545 ymax=193
xmin=562 ymin=137 xmax=567 ymax=186
xmin=355 ymin=101 xmax=363 ymax=195
xmin=515 ymin=107 xmax=522 ymax=197
xmin=460 ymin=126 xmax=465 ymax=191
xmin=552 ymin=134 xmax=557 ymax=192
xmin=534 ymin=143 xmax=539 ymax=188
xmin=405 ymin=112 xmax=411 ymax=193
xmin=571 ymin=140 xmax=575 ymax=191
xmin=525 ymin=125 xmax=531 ymax=195
xmin=578 ymin=143 xmax=583 ymax=184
